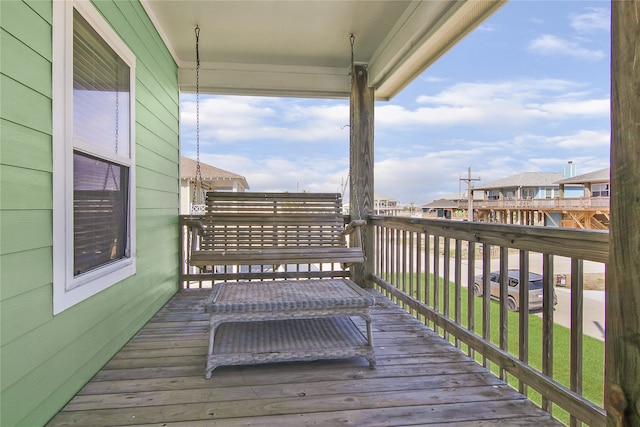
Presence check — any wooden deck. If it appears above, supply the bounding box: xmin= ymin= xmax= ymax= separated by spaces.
xmin=47 ymin=289 xmax=562 ymax=426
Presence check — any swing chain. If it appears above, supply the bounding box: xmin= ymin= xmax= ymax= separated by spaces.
xmin=192 ymin=25 xmax=203 ymax=208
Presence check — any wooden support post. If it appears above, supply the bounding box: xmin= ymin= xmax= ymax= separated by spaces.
xmin=606 ymin=1 xmax=640 ymax=425
xmin=350 ymin=64 xmax=374 ymax=288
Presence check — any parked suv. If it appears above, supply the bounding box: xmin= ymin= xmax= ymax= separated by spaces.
xmin=473 ymin=269 xmax=558 ymax=311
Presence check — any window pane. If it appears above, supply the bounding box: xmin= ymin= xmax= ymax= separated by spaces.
xmin=74 ymin=152 xmax=129 ymax=276
xmin=73 ymin=9 xmax=130 ymax=157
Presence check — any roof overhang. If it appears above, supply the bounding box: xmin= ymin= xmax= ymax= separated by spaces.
xmin=141 ymin=0 xmax=506 ymax=100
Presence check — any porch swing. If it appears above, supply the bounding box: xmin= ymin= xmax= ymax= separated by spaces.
xmin=185 ymin=30 xmax=367 ymax=281
xmin=182 ymin=30 xmax=375 ymax=379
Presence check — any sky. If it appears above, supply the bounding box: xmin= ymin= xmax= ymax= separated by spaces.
xmin=180 ymin=1 xmax=611 ymax=206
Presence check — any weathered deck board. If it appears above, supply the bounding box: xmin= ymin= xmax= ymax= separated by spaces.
xmin=47 ymin=289 xmax=562 ymax=426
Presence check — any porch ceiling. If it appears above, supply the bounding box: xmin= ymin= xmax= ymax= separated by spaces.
xmin=140 ymin=0 xmax=506 ymax=100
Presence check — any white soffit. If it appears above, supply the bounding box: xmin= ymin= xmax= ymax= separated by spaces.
xmin=141 ymin=0 xmax=506 ymax=100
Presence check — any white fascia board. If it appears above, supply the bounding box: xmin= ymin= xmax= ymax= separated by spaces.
xmin=179 ymin=62 xmax=351 ymax=99
xmin=140 ymin=0 xmax=179 ymax=66
xmin=370 ymin=0 xmax=507 ymax=101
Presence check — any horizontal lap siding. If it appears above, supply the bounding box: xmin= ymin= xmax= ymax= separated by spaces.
xmin=0 ymin=1 xmax=180 ymax=425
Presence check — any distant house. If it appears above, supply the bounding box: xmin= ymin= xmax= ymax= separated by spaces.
xmin=180 ymin=157 xmax=249 ymax=214
xmin=555 ymin=167 xmax=610 ymax=198
xmin=420 ymin=190 xmax=483 ymax=220
xmin=473 ymin=172 xmax=567 ymax=201
xmin=421 ymin=198 xmax=459 ymax=219
xmin=374 ymin=193 xmax=401 ymax=216
xmin=553 ymin=168 xmax=610 ymax=229
xmin=471 ymin=164 xmax=608 ymax=229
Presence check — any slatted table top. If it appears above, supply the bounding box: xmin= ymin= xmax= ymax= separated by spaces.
xmin=205 ymin=279 xmax=375 ymax=314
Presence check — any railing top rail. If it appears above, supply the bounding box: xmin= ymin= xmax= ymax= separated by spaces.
xmin=369 ymin=215 xmax=608 ymax=264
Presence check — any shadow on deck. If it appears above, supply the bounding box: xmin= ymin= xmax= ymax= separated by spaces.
xmin=47 ymin=289 xmax=562 ymax=426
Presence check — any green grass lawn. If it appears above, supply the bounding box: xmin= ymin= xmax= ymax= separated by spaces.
xmin=382 ymin=273 xmax=604 ymax=426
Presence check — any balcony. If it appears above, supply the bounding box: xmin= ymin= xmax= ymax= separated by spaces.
xmin=48 ymin=214 xmax=606 ymax=426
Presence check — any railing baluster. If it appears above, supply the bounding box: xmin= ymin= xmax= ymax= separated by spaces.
xmin=519 ymin=250 xmax=530 ymax=396
xmin=542 ymin=253 xmax=555 ymax=415
xmin=416 ymin=232 xmax=423 ymax=322
xmin=395 ymin=228 xmax=401 ymax=291
xmin=384 ymin=226 xmax=390 ymax=283
xmin=482 ymin=243 xmax=491 ymax=369
xmin=570 ymin=258 xmax=584 ymax=427
xmin=408 ymin=231 xmax=415 ymax=317
xmin=443 ymin=237 xmax=450 ymax=341
xmin=467 ymin=240 xmax=475 ymax=359
xmin=401 ymin=229 xmax=407 ymax=310
xmin=390 ymin=228 xmax=396 ymax=302
xmin=499 ymin=246 xmax=509 ymax=381
xmin=454 ymin=239 xmax=462 ymax=349
xmin=424 ymin=232 xmax=431 ymax=328
xmin=433 ymin=234 xmax=441 ymax=336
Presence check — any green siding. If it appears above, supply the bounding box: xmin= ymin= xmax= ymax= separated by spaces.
xmin=0 ymin=164 xmax=52 ymax=210
xmin=0 ymin=1 xmax=180 ymax=425
xmin=1 ymin=74 xmax=52 ymax=134
xmin=1 ymin=119 xmax=52 ymax=172
xmin=0 ymin=210 xmax=52 ymax=255
xmin=1 ymin=28 xmax=52 ymax=97
xmin=0 ymin=0 xmax=52 ymax=61
xmin=0 ymin=247 xmax=52 ymax=300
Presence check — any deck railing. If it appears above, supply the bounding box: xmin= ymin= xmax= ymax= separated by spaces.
xmin=369 ymin=215 xmax=608 ymax=426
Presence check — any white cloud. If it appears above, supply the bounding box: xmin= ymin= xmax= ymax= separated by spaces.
xmin=528 ymin=34 xmax=604 ymax=60
xmin=181 ymin=96 xmax=349 ymax=143
xmin=570 ymin=8 xmax=610 ymax=32
xmin=544 ymin=129 xmax=610 ymax=149
xmin=197 ymin=152 xmax=349 ymax=194
xmin=527 ymin=98 xmax=609 ymax=117
xmin=477 ymin=24 xmax=496 ymax=32
xmin=375 ymin=79 xmax=607 ymax=129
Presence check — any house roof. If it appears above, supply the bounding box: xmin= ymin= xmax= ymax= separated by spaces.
xmin=180 ymin=157 xmax=250 ymax=190
xmin=423 ymin=198 xmax=459 ymax=209
xmin=474 ymin=172 xmax=564 ymax=191
xmin=555 ymin=168 xmax=610 ymax=185
xmin=140 ymin=1 xmax=506 ymax=100
xmin=437 ymin=190 xmax=483 ymax=201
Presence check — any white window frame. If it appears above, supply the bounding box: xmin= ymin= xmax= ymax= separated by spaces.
xmin=52 ymin=0 xmax=136 ymax=314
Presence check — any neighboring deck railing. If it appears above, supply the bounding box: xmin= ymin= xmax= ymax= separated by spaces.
xmin=471 ymin=197 xmax=610 ymax=211
xmin=369 ymin=215 xmax=608 ymax=426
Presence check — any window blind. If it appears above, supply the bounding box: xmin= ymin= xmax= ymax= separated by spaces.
xmin=73 ymin=9 xmax=130 ymax=157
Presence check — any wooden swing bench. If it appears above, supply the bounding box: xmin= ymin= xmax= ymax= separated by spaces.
xmin=186 ymin=192 xmax=365 ymax=280
xmin=185 ymin=192 xmax=375 ymax=378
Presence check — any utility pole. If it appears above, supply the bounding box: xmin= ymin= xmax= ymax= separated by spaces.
xmin=460 ymin=167 xmax=480 ymax=221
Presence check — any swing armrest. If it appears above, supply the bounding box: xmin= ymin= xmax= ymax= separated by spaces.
xmin=343 ymin=220 xmax=366 ymax=249
xmin=343 ymin=220 xmax=366 ymax=236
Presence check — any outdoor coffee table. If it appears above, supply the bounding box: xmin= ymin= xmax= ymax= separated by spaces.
xmin=204 ymin=278 xmax=375 ymax=379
